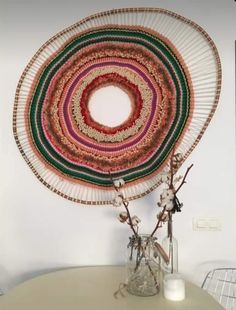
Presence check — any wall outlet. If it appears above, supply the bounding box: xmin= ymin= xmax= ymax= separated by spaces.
xmin=193 ymin=217 xmax=222 ymax=231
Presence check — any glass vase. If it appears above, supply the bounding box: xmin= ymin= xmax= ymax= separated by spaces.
xmin=126 ymin=234 xmax=160 ymax=296
xmin=161 ymin=220 xmax=178 ymax=274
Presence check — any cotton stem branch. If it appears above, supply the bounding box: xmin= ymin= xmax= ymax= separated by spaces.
xmin=150 ymin=207 xmax=166 ymax=238
xmin=175 ymin=164 xmax=194 ymax=194
xmin=123 ymin=200 xmax=138 ymax=237
xmin=109 ymin=171 xmax=138 ymax=237
xmin=169 ymin=148 xmax=175 ymax=189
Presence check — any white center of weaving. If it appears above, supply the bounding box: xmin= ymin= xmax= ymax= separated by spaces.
xmin=88 ymin=85 xmax=132 ymax=127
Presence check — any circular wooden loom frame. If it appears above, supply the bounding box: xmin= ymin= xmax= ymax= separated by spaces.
xmin=13 ymin=8 xmax=221 ymax=205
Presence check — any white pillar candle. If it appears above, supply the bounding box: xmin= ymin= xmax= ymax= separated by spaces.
xmin=163 ymin=273 xmax=185 ymax=301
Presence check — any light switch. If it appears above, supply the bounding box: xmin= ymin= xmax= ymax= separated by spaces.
xmin=193 ymin=217 xmax=222 ymax=231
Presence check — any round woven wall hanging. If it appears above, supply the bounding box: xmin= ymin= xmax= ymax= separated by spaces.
xmin=13 ymin=8 xmax=221 ymax=205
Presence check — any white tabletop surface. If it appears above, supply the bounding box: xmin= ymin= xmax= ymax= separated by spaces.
xmin=0 ymin=266 xmax=224 ymax=310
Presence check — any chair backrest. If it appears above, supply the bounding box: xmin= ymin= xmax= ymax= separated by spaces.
xmin=202 ymin=268 xmax=236 ymax=309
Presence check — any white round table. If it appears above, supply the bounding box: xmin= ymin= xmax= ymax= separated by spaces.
xmin=0 ymin=266 xmax=223 ymax=309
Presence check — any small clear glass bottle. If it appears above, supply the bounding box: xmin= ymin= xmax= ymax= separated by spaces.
xmin=126 ymin=234 xmax=161 ymax=296
xmin=162 ymin=221 xmax=178 ymax=274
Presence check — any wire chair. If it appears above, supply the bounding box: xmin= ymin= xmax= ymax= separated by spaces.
xmin=202 ymin=268 xmax=236 ymax=309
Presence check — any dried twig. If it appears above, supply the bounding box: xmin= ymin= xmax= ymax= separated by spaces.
xmin=170 ymin=148 xmax=175 ymax=189
xmin=109 ymin=172 xmax=138 ymax=237
xmin=113 ymin=283 xmax=128 ymax=299
xmin=150 ymin=207 xmax=166 ymax=238
xmin=175 ymin=164 xmax=194 ymax=194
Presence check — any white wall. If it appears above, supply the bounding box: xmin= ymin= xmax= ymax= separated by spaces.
xmin=0 ymin=0 xmax=236 ymax=291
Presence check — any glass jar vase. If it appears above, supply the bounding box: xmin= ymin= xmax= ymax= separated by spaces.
xmin=126 ymin=234 xmax=160 ymax=296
